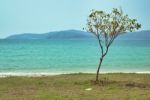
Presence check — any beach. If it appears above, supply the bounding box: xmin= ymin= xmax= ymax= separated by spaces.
xmin=0 ymin=73 xmax=150 ymax=100
xmin=0 ymin=71 xmax=150 ymax=78
xmin=0 ymin=0 xmax=150 ymax=99
xmin=0 ymin=38 xmax=150 ymax=99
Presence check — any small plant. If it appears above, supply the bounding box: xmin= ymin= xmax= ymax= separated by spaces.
xmin=86 ymin=8 xmax=141 ymax=82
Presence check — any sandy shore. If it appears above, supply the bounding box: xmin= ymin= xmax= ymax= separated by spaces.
xmin=0 ymin=71 xmax=150 ymax=77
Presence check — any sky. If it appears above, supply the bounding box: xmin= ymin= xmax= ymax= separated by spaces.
xmin=0 ymin=0 xmax=150 ymax=38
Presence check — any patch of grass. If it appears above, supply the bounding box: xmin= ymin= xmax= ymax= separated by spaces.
xmin=0 ymin=73 xmax=150 ymax=100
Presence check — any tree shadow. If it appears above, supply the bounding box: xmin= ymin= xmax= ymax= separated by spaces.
xmin=90 ymin=79 xmax=150 ymax=89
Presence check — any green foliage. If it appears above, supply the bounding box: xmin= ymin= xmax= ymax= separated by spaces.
xmin=87 ymin=8 xmax=141 ymax=35
xmin=86 ymin=8 xmax=141 ymax=46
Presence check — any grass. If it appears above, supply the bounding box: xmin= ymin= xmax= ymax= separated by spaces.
xmin=0 ymin=73 xmax=150 ymax=100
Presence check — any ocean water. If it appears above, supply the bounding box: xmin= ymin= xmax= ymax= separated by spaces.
xmin=0 ymin=39 xmax=150 ymax=75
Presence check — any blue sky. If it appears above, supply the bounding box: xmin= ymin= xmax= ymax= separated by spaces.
xmin=0 ymin=0 xmax=150 ymax=38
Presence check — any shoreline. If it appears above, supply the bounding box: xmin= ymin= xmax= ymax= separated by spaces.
xmin=0 ymin=71 xmax=150 ymax=77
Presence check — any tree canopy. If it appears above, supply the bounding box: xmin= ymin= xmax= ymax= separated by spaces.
xmin=87 ymin=8 xmax=141 ymax=48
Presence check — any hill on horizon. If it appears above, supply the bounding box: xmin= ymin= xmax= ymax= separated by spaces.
xmin=5 ymin=29 xmax=150 ymax=40
xmin=6 ymin=30 xmax=94 ymax=40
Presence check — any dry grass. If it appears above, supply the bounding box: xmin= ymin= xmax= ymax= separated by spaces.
xmin=0 ymin=73 xmax=150 ymax=100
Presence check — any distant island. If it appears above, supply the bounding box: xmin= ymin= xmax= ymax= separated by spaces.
xmin=5 ymin=30 xmax=150 ymax=40
xmin=6 ymin=30 xmax=94 ymax=40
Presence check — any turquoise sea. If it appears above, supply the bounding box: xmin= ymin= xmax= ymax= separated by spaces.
xmin=0 ymin=39 xmax=150 ymax=75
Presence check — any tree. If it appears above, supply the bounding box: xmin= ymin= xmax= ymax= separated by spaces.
xmin=86 ymin=8 xmax=141 ymax=82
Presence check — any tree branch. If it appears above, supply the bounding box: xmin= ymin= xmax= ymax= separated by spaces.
xmin=96 ymin=29 xmax=104 ymax=55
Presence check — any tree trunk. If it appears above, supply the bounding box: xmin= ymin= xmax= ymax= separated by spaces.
xmin=96 ymin=56 xmax=104 ymax=82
